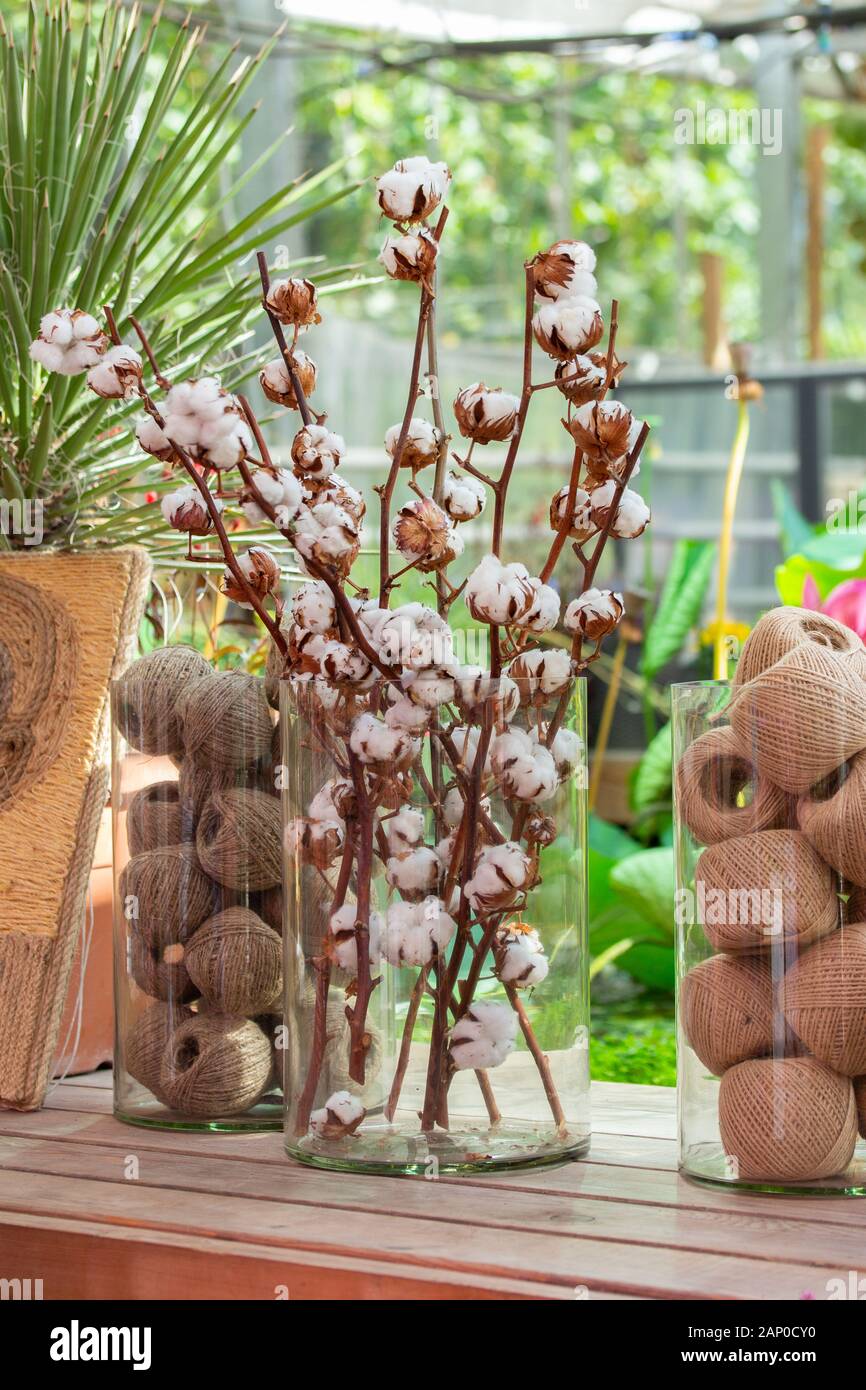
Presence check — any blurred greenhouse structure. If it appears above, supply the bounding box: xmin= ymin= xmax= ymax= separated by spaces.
xmin=185 ymin=0 xmax=866 ymax=624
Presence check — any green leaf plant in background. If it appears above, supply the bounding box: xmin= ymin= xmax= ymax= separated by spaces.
xmin=774 ymin=480 xmax=866 ymax=628
xmin=0 ymin=0 xmax=362 ymax=557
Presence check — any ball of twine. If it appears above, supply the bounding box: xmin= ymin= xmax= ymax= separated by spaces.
xmin=196 ymin=788 xmax=282 ymax=891
xmin=675 ymin=724 xmax=788 ymax=847
xmin=119 ymin=845 xmax=213 ymax=949
xmin=177 ymin=756 xmax=271 ymax=825
xmin=114 ymin=645 xmax=212 ymax=757
xmin=781 ymin=922 xmax=866 ymax=1075
xmin=181 ymin=670 xmax=274 ymax=771
xmin=185 ymin=908 xmax=283 ymax=1016
xmin=734 ymin=605 xmax=866 ymax=688
xmin=125 ymin=1002 xmax=192 ymax=1100
xmin=320 ymin=997 xmax=383 ymax=1096
xmin=680 ymin=952 xmax=774 ymax=1076
xmin=252 ymin=883 xmax=284 ymax=935
xmin=719 ymin=1056 xmax=857 ymax=1183
xmin=729 ymin=642 xmax=866 ymax=794
xmin=126 ymin=780 xmax=186 ymax=856
xmin=159 ymin=1013 xmax=273 ymax=1118
xmin=695 ymin=829 xmax=839 ymax=953
xmin=129 ymin=925 xmax=196 ymax=1004
xmin=798 ymin=751 xmax=866 ymax=888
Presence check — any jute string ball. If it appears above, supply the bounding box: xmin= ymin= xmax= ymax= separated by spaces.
xmin=798 ymin=751 xmax=866 ymax=888
xmin=254 ymin=883 xmax=284 ymax=934
xmin=126 ymin=780 xmax=186 ymax=856
xmin=854 ymin=1074 xmax=866 ymax=1139
xmin=719 ymin=1056 xmax=857 ymax=1183
xmin=729 ymin=642 xmax=866 ymax=794
xmin=181 ymin=670 xmax=274 ymax=771
xmin=119 ymin=845 xmax=213 ymax=949
xmin=675 ymin=724 xmax=788 ymax=847
xmin=185 ymin=908 xmax=283 ymax=1016
xmin=695 ymin=829 xmax=838 ymax=952
xmin=159 ymin=1012 xmax=272 ymax=1118
xmin=177 ymin=756 xmax=270 ymax=824
xmin=114 ymin=645 xmax=212 ymax=757
xmin=196 ymin=787 xmax=282 ymax=891
xmin=781 ymin=922 xmax=866 ymax=1076
xmin=680 ymin=952 xmax=774 ymax=1076
xmin=125 ymin=1002 xmax=192 ymax=1099
xmin=129 ymin=925 xmax=196 ymax=1004
xmin=734 ymin=605 xmax=866 ymax=688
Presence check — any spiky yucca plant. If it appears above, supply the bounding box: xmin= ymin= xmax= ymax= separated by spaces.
xmin=0 ymin=0 xmax=359 ymax=554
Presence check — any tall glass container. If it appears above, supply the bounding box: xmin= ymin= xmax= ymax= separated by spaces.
xmin=111 ymin=582 xmax=284 ymax=1131
xmin=673 ymin=673 xmax=866 ymax=1195
xmin=280 ymin=675 xmax=589 ymax=1174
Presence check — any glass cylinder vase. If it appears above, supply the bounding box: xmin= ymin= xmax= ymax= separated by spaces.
xmin=673 ymin=678 xmax=866 ymax=1195
xmin=111 ymin=577 xmax=284 ymax=1131
xmin=280 ymin=674 xmax=589 ymax=1175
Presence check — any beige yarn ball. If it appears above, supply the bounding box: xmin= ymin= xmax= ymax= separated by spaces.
xmin=177 ymin=756 xmax=271 ymax=824
xmin=196 ymin=787 xmax=282 ymax=891
xmin=734 ymin=605 xmax=866 ymax=688
xmin=119 ymin=845 xmax=213 ymax=949
xmin=181 ymin=670 xmax=274 ymax=771
xmin=719 ymin=1056 xmax=857 ymax=1183
xmin=848 ymin=885 xmax=866 ymax=923
xmin=680 ymin=952 xmax=774 ymax=1076
xmin=126 ymin=780 xmax=187 ymax=856
xmin=114 ymin=645 xmax=212 ymax=757
xmin=695 ymin=829 xmax=839 ymax=952
xmin=730 ymin=642 xmax=866 ymax=794
xmin=782 ymin=922 xmax=866 ymax=1076
xmin=675 ymin=724 xmax=788 ymax=847
xmin=185 ymin=908 xmax=283 ymax=1016
xmin=798 ymin=751 xmax=866 ymax=888
xmin=125 ymin=1002 xmax=192 ymax=1099
xmin=129 ymin=925 xmax=196 ymax=1003
xmin=160 ymin=1013 xmax=273 ymax=1118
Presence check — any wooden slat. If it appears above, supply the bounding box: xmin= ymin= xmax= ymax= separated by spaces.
xmin=1 ymin=1074 xmax=863 ymax=1300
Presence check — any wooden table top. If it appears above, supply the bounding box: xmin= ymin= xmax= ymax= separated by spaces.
xmin=0 ymin=1071 xmax=862 ymax=1301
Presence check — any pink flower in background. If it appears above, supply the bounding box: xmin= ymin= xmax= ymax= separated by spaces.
xmin=802 ymin=576 xmax=866 ymax=643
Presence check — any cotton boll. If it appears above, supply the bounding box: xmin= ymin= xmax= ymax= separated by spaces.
xmin=532 ymin=296 xmax=603 ymax=359
xmin=292 ymin=580 xmax=336 ymax=635
xmin=291 ymin=423 xmax=345 ymax=480
xmin=309 ymin=1090 xmax=365 ymax=1138
xmin=350 ymin=712 xmax=419 ymax=771
xmin=453 ymin=383 xmax=520 ymax=445
xmin=568 ymin=401 xmax=644 ymax=482
xmin=86 ymin=344 xmax=142 ymax=399
xmin=442 ymin=468 xmax=486 ymax=522
xmin=380 ymin=897 xmax=456 ymax=967
xmin=285 ymin=816 xmax=345 ymax=870
xmin=531 ymin=239 xmax=597 ymax=301
xmin=308 ymin=775 xmax=355 ymax=823
xmin=136 ymin=416 xmax=174 ymax=460
xmin=393 ymin=498 xmax=462 ymax=572
xmin=222 ymin=545 xmax=281 ymax=608
xmin=465 ymin=554 xmax=536 ymax=625
xmin=160 ymin=484 xmax=220 ymax=536
xmin=30 ymin=308 xmax=105 ymax=375
xmin=549 ymin=485 xmax=597 ymax=542
xmin=448 ymin=1034 xmax=509 ymax=1070
xmin=402 ymin=666 xmax=457 ymax=710
xmin=451 ymin=724 xmax=492 ymax=777
xmin=328 ymin=904 xmax=382 ymax=973
xmin=380 ymin=230 xmax=438 ymax=286
xmin=294 ymin=502 xmax=360 ymax=578
xmin=385 ymin=696 xmax=431 ymax=734
xmin=259 ymin=351 xmax=317 ymax=409
xmin=466 ymin=999 xmax=519 ymax=1046
xmin=386 ymin=846 xmax=440 ymax=900
xmin=376 ymin=155 xmax=451 ymax=221
xmin=563 ymin=588 xmax=624 ymax=641
xmin=508 ymin=648 xmax=573 ymax=702
xmin=385 ymin=806 xmax=426 ymax=858
xmin=531 ymin=725 xmax=583 ymax=778
xmin=318 ymin=640 xmax=374 ymax=688
xmin=454 ymin=666 xmax=520 ymax=723
xmin=385 ymin=416 xmax=441 ymax=470
xmin=496 ymin=927 xmax=549 ymax=987
xmin=466 ymin=841 xmax=532 ymax=913
xmin=380 ymin=604 xmax=454 ymax=671
xmin=518 ymin=578 xmax=561 ymax=634
xmin=589 ymin=481 xmax=651 ymax=540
